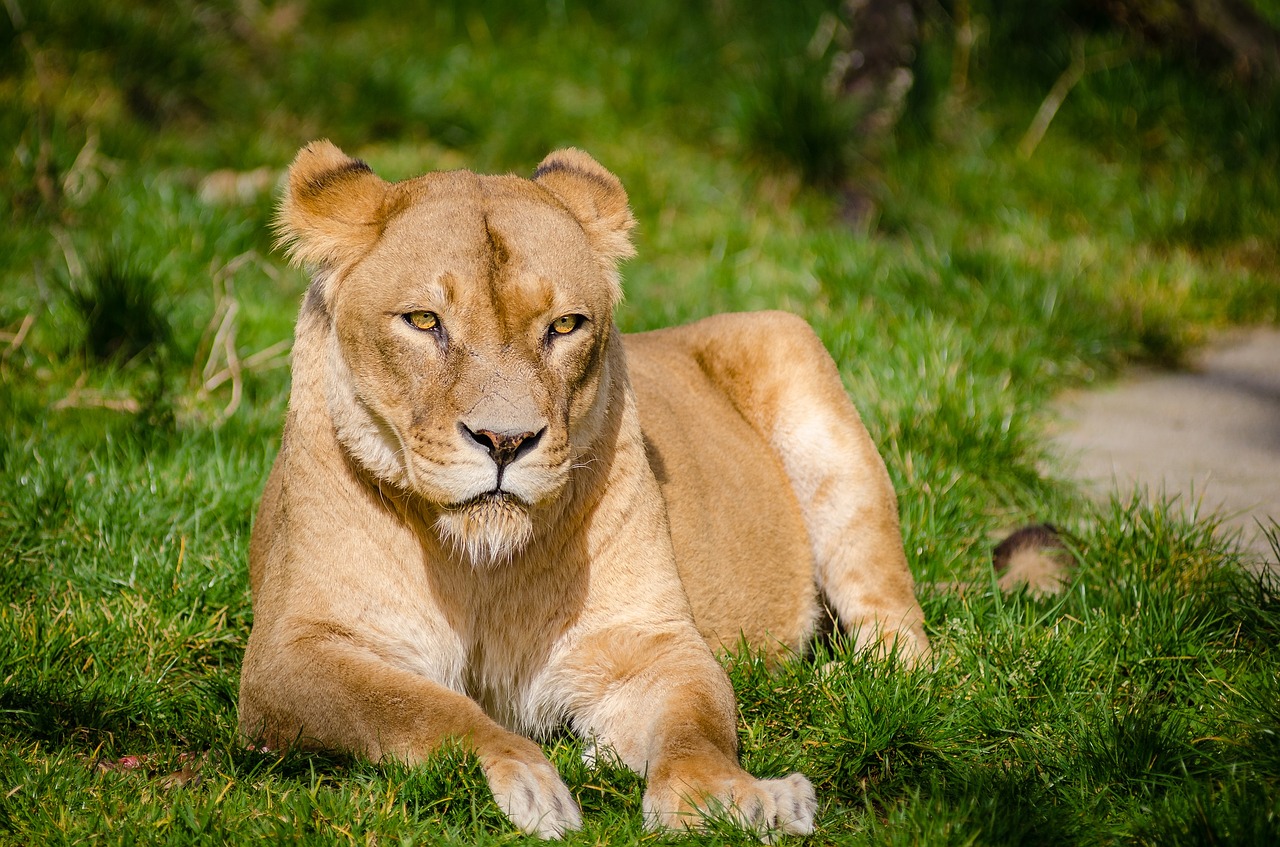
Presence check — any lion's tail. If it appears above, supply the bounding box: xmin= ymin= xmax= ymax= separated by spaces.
xmin=919 ymin=523 xmax=1075 ymax=598
xmin=992 ymin=523 xmax=1074 ymax=598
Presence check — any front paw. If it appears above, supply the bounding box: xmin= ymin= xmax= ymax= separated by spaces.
xmin=481 ymin=746 xmax=582 ymax=839
xmin=643 ymin=768 xmax=816 ymax=841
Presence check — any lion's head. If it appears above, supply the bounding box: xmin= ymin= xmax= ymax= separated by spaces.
xmin=276 ymin=142 xmax=636 ymax=564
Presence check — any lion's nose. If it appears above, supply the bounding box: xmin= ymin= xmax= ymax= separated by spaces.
xmin=463 ymin=425 xmax=543 ymax=467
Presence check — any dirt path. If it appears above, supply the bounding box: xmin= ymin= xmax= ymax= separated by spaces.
xmin=1051 ymin=327 xmax=1280 ymax=571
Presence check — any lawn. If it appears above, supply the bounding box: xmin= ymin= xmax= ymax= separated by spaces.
xmin=2 ymin=1 xmax=1279 ymax=843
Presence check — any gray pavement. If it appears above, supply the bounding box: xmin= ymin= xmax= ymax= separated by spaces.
xmin=1051 ymin=327 xmax=1280 ymax=571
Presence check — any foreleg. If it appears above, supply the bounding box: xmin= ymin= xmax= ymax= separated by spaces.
xmin=562 ymin=628 xmax=816 ymax=839
xmin=239 ymin=631 xmax=582 ymax=838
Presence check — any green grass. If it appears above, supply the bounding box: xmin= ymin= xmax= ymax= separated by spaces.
xmin=3 ymin=0 xmax=1280 ymax=843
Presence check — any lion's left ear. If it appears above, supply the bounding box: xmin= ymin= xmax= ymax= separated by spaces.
xmin=533 ymin=149 xmax=636 ymax=266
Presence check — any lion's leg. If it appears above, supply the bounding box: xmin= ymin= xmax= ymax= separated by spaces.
xmin=684 ymin=312 xmax=928 ymax=662
xmin=563 ymin=628 xmax=816 ymax=837
xmin=239 ymin=633 xmax=581 ymax=838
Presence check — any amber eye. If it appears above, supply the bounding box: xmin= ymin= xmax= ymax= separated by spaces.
xmin=550 ymin=314 xmax=583 ymax=336
xmin=404 ymin=310 xmax=440 ymax=331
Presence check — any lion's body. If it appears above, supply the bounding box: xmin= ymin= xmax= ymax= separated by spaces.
xmin=239 ymin=143 xmax=926 ymax=839
xmin=625 ymin=316 xmax=919 ymax=659
xmin=627 ymin=324 xmax=816 ymax=655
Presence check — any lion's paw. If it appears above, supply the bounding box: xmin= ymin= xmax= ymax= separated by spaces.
xmin=483 ymin=752 xmax=582 ymax=839
xmin=756 ymin=773 xmax=818 ymax=837
xmin=643 ymin=769 xmax=816 ymax=842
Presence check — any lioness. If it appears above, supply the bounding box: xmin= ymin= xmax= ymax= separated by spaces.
xmin=239 ymin=142 xmax=929 ymax=839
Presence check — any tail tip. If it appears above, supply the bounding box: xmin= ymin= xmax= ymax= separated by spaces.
xmin=993 ymin=523 xmax=1074 ymax=597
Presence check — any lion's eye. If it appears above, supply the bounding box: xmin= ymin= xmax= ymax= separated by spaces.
xmin=404 ymin=310 xmax=440 ymax=332
xmin=550 ymin=314 xmax=583 ymax=336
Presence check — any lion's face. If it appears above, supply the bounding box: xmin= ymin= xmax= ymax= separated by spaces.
xmin=277 ymin=143 xmax=635 ymax=563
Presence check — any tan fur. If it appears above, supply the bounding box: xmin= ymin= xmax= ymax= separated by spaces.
xmin=239 ymin=143 xmax=928 ymax=839
xmin=993 ymin=524 xmax=1074 ymax=598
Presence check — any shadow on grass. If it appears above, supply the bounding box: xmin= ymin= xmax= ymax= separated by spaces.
xmin=936 ymin=763 xmax=1079 ymax=846
xmin=1134 ymin=777 xmax=1280 ymax=845
xmin=0 ymin=680 xmax=159 ymax=748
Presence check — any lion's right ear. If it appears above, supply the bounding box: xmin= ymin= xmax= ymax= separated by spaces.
xmin=275 ymin=140 xmax=390 ymax=271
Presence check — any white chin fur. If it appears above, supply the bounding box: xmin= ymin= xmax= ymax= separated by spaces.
xmin=435 ymin=497 xmax=535 ymax=566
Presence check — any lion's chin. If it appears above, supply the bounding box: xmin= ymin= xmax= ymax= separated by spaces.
xmin=434 ymin=494 xmax=535 ymax=566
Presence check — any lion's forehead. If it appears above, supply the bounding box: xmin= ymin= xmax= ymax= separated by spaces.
xmin=359 ymin=185 xmax=609 ymax=329
xmin=383 ymin=177 xmax=595 ymax=271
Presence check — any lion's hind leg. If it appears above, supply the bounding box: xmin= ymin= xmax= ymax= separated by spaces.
xmin=682 ymin=311 xmax=929 ymax=663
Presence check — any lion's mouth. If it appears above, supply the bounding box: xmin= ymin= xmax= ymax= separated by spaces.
xmin=435 ymin=491 xmax=535 ymax=565
xmin=446 ymin=490 xmax=526 ymax=511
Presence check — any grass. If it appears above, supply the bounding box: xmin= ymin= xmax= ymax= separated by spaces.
xmin=3 ymin=0 xmax=1280 ymax=843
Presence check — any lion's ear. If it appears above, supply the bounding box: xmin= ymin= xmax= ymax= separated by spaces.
xmin=533 ymin=149 xmax=636 ymax=265
xmin=275 ymin=140 xmax=390 ymax=270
